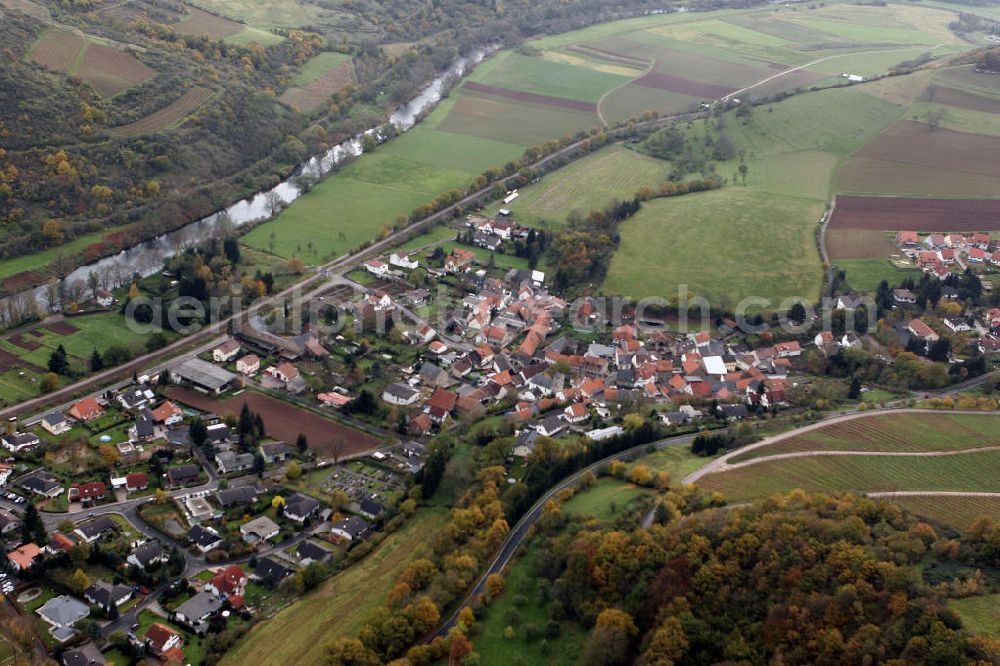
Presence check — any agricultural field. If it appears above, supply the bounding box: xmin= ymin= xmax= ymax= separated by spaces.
xmin=110 ymin=87 xmax=215 ymax=137
xmin=164 ymin=387 xmax=383 ymax=458
xmin=279 ymin=52 xmax=354 ymax=113
xmin=838 ymin=120 xmax=1000 ymax=197
xmin=493 ymin=145 xmax=669 ymax=228
xmin=246 ymin=2 xmax=977 ymax=306
xmin=729 ymin=413 xmax=1000 ymax=463
xmin=897 ymin=497 xmax=1000 ymax=535
xmin=829 ymin=196 xmax=1000 ymax=232
xmin=604 ymin=188 xmax=824 ymax=307
xmin=27 ymin=29 xmax=154 ymax=97
xmin=173 ymin=6 xmax=243 ymax=40
xmin=696 ymin=413 xmax=1000 ymax=528
xmin=220 ymin=508 xmax=447 ymax=666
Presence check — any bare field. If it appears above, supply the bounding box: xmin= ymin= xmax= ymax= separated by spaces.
xmin=826 ymin=228 xmax=896 ymax=259
xmin=166 ymin=388 xmax=382 ymax=458
xmin=29 ymin=30 xmax=83 ymax=71
xmin=926 ymin=84 xmax=1000 ymax=115
xmin=174 ymin=7 xmax=243 ymax=40
xmin=76 ymin=44 xmax=155 ymax=97
xmin=279 ymin=60 xmax=355 ymax=112
xmin=830 ymin=195 xmax=1000 ymax=232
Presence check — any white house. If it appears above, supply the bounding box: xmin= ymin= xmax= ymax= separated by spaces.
xmin=1 ymin=432 xmax=39 ymax=453
xmin=95 ymin=289 xmax=115 ymax=308
xmin=363 ymin=259 xmax=389 ymax=277
xmin=382 ymin=383 xmax=420 ymax=406
xmin=366 ymin=290 xmax=393 ymax=312
xmin=236 ymin=354 xmax=260 ymax=376
xmin=389 ymin=253 xmax=419 ymax=270
xmin=41 ymin=412 xmax=71 ymax=436
xmin=213 ymin=339 xmax=241 ymax=363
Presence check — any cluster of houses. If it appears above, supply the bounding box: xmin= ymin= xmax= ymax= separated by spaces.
xmin=895 ymin=231 xmax=999 ymax=279
xmin=374 ymin=257 xmax=801 ymax=440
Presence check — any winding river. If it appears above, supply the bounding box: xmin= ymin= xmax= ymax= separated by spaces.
xmin=0 ymin=47 xmax=492 ymax=324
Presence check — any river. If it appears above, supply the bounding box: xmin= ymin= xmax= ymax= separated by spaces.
xmin=0 ymin=46 xmax=492 ymax=325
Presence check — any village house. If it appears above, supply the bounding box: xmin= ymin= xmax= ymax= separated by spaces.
xmin=260 ymin=441 xmax=291 ymax=464
xmin=266 ymin=362 xmax=300 ymax=385
xmin=329 ymin=515 xmax=371 ymax=542
xmin=7 ymin=543 xmax=42 ymax=570
xmin=213 ymin=339 xmax=242 ymax=363
xmin=893 ymin=288 xmax=916 ymax=304
xmin=68 ymin=481 xmax=106 ymax=505
xmin=41 ymin=411 xmax=71 ymax=436
xmin=118 ymin=386 xmax=155 ymax=411
xmin=175 ymin=591 xmax=223 ymax=629
xmin=166 ymin=464 xmax=201 ymax=487
xmin=95 ymin=289 xmax=115 ymax=308
xmin=37 ymin=595 xmax=90 ymax=643
xmin=444 ymin=248 xmax=476 ymax=273
xmin=1 ymin=431 xmax=39 ymax=453
xmin=128 ymin=540 xmax=167 ymax=569
xmin=252 ymin=557 xmax=293 ymax=586
xmin=206 ymin=565 xmax=247 ymax=598
xmin=389 ymin=252 xmax=419 ymax=270
xmin=145 ymin=623 xmax=183 ymax=660
xmin=382 ymin=383 xmax=420 ymax=406
xmin=894 ymin=231 xmax=920 ymax=249
xmin=216 ymin=451 xmax=255 ymax=475
xmin=236 ymin=354 xmax=260 ymax=376
xmin=68 ymin=397 xmax=104 ymax=422
xmin=84 ymin=581 xmax=132 ymax=612
xmin=363 ymin=259 xmax=389 ymax=277
xmin=188 ymin=524 xmax=223 ymax=553
xmin=944 ymin=316 xmax=972 ymax=333
xmin=283 ymin=494 xmax=321 ymax=523
xmin=125 ymin=472 xmax=148 ymax=493
xmin=151 ymin=400 xmax=183 ymax=426
xmin=908 ymin=318 xmax=940 ymax=343
xmin=240 ymin=516 xmax=280 ymax=543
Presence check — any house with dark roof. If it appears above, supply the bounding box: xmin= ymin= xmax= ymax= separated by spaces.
xmin=329 ymin=515 xmax=371 ymax=542
xmin=166 ymin=464 xmax=201 ymax=487
xmin=37 ymin=595 xmax=89 ymax=642
xmin=260 ymin=441 xmax=291 ymax=464
xmin=1 ymin=432 xmax=39 ymax=453
xmin=358 ymin=496 xmax=383 ymax=520
xmin=62 ymin=642 xmax=107 ymax=666
xmin=296 ymin=541 xmax=332 ymax=565
xmin=128 ymin=541 xmax=166 ymax=569
xmin=188 ymin=524 xmax=222 ymax=553
xmin=252 ymin=557 xmax=292 ymax=586
xmin=283 ymin=494 xmax=321 ymax=523
xmin=74 ymin=516 xmax=115 ymax=543
xmin=215 ymin=451 xmax=254 ymax=475
xmin=41 ymin=411 xmax=71 ymax=436
xmin=216 ymin=486 xmax=258 ymax=508
xmin=174 ymin=591 xmax=223 ymax=628
xmin=84 ymin=580 xmax=132 ymax=611
xmin=18 ymin=470 xmax=62 ymax=497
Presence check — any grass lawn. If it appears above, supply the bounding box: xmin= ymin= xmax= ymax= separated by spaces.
xmin=604 ymin=188 xmax=824 ymax=308
xmin=189 ymin=0 xmax=319 ymax=28
xmin=472 ymin=546 xmax=586 ymax=666
xmin=468 ymin=51 xmax=630 ymax=104
xmin=221 ymin=508 xmax=447 ymax=666
xmin=290 ymin=52 xmax=351 ymax=85
xmin=496 ymin=145 xmax=669 ymax=228
xmin=636 ymin=443 xmax=714 ymax=481
xmin=225 ymin=26 xmax=285 ymax=46
xmin=561 ymin=477 xmax=651 ymax=521
xmin=242 ymin=125 xmax=519 ymax=261
xmin=950 ymin=593 xmax=1000 ymax=638
xmin=836 ymin=258 xmax=922 ymax=294
xmin=0 ymin=229 xmax=108 ymax=284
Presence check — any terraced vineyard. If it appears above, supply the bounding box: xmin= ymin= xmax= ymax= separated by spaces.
xmin=110 ymin=87 xmax=214 ymax=137
xmin=695 ymin=412 xmax=1000 ymax=529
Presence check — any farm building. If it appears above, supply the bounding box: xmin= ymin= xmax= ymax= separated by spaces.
xmin=171 ymin=358 xmax=237 ymax=394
